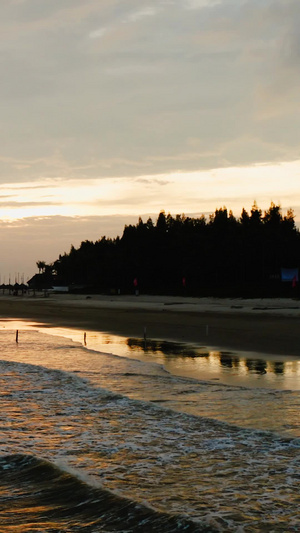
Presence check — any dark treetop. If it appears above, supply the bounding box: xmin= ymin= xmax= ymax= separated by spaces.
xmin=37 ymin=203 xmax=300 ymax=298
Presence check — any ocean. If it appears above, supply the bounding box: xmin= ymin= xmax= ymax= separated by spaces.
xmin=0 ymin=319 xmax=299 ymax=532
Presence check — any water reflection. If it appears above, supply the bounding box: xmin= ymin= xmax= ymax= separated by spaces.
xmin=124 ymin=336 xmax=300 ymax=390
xmin=127 ymin=338 xmax=208 ymax=358
xmin=128 ymin=338 xmax=282 ymax=376
xmin=271 ymin=361 xmax=284 ymax=374
xmin=245 ymin=358 xmax=267 ymax=375
xmin=219 ymin=353 xmax=240 ymax=369
xmin=1 ymin=320 xmax=300 ymax=390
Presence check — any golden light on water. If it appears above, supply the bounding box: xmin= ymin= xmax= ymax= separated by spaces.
xmin=2 ymin=321 xmax=299 ymax=390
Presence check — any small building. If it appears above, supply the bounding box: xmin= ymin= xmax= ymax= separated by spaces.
xmin=49 ymin=286 xmax=69 ymax=293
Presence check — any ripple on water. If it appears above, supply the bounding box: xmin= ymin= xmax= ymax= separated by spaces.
xmin=0 ymin=327 xmax=299 ymax=531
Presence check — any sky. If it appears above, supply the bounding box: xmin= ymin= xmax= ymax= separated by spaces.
xmin=1 ymin=0 xmax=300 ymax=281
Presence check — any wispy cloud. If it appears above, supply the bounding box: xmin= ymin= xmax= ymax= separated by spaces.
xmin=0 ymin=200 xmax=61 ymax=207
xmin=0 ymin=0 xmax=299 ymax=242
xmin=185 ymin=0 xmax=222 ymax=9
xmin=125 ymin=6 xmax=159 ymax=22
xmin=1 ymin=0 xmax=299 ymax=182
xmin=89 ymin=26 xmax=110 ymax=39
xmin=89 ymin=5 xmax=159 ymax=41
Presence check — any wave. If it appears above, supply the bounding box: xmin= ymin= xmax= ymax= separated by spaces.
xmin=0 ymin=454 xmax=215 ymax=532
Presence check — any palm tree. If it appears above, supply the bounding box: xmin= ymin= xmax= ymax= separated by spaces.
xmin=36 ymin=261 xmax=46 ymax=274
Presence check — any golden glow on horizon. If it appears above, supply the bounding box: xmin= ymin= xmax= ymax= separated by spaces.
xmin=0 ymin=160 xmax=300 ymax=221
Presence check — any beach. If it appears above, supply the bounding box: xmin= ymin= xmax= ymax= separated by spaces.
xmin=0 ymin=293 xmax=299 ymax=531
xmin=1 ymin=293 xmax=300 ymax=357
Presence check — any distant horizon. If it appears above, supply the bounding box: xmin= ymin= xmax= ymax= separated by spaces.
xmin=1 ymin=2 xmax=299 ymax=282
xmin=0 ymin=199 xmax=298 ymax=284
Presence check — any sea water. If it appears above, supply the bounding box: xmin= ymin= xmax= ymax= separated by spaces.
xmin=0 ymin=320 xmax=299 ymax=532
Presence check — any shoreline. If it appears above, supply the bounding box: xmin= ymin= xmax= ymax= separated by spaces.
xmin=0 ymin=294 xmax=300 ymax=357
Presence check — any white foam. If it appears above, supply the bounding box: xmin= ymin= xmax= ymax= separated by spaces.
xmin=0 ymin=325 xmax=299 ymax=530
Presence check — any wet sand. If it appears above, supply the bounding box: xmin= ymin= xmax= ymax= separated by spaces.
xmin=1 ymin=293 xmax=300 ymax=357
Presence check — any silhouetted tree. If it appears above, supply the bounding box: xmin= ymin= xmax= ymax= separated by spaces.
xmin=36 ymin=260 xmax=46 ymax=274
xmin=42 ymin=203 xmax=300 ymax=298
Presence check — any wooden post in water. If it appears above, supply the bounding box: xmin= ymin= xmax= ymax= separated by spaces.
xmin=84 ymin=332 xmax=87 ymax=346
xmin=143 ymin=326 xmax=147 ymax=349
xmin=16 ymin=330 xmax=19 ymax=343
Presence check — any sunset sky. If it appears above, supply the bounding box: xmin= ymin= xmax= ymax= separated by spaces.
xmin=1 ymin=0 xmax=300 ymax=281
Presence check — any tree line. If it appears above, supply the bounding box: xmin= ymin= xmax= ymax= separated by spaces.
xmin=37 ymin=203 xmax=300 ymax=297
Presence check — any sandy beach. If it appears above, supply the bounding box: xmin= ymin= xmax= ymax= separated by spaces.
xmin=0 ymin=293 xmax=300 ymax=357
